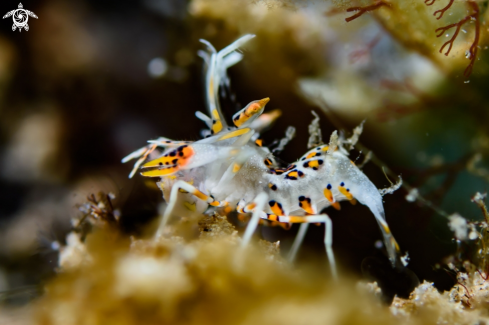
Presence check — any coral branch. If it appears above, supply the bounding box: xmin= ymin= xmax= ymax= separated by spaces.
xmin=433 ymin=0 xmax=454 ymax=20
xmin=428 ymin=0 xmax=480 ymax=77
xmin=435 ymin=21 xmax=465 ymax=56
xmin=345 ymin=1 xmax=390 ymax=23
xmin=464 ymin=2 xmax=480 ymax=77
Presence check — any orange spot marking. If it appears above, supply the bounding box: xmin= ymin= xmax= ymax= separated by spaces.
xmin=321 ymin=146 xmax=330 ymax=152
xmin=209 ymin=201 xmax=229 ymax=207
xmin=218 ymin=128 xmax=250 ymax=141
xmin=245 ymin=101 xmax=262 ymax=115
xmin=192 ymin=190 xmax=209 ymax=201
xmin=287 ymin=171 xmax=299 ymax=178
xmin=306 ymin=152 xmax=317 ymax=159
xmin=224 ymin=206 xmax=234 ymax=214
xmin=141 ymin=166 xmax=179 ymax=177
xmin=212 ymin=119 xmax=223 ymax=134
xmin=338 ymin=186 xmax=354 ymax=200
xmin=233 ymin=98 xmax=269 ymax=127
xmin=245 ymin=203 xmax=256 ymax=211
xmin=142 ymin=146 xmax=194 ymax=168
xmin=270 ymin=201 xmax=285 ymax=216
xmin=288 ymin=216 xmax=306 ymax=223
xmin=232 ymin=163 xmax=241 ymax=173
xmin=255 ymin=139 xmax=263 ymax=147
xmin=300 ymin=198 xmax=316 ymax=214
xmin=267 ymin=214 xmax=279 ymax=222
xmin=381 ymin=223 xmax=391 ymax=235
xmin=308 ymin=160 xmax=320 ymax=168
xmin=332 ymin=202 xmax=341 ymax=210
xmin=394 ymin=240 xmax=400 ymax=251
xmin=323 ymin=188 xmax=334 ymax=203
xmin=350 ymin=199 xmax=357 ymax=205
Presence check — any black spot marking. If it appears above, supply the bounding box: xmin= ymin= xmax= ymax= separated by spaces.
xmin=212 ymin=119 xmax=217 ymax=124
xmin=172 ymin=159 xmax=178 ymax=164
xmin=316 ymin=147 xmax=321 ymax=151
xmin=159 ymin=162 xmax=163 ymax=166
xmin=327 ymin=184 xmax=332 ymax=190
xmin=169 ymin=151 xmax=177 ymax=157
xmin=269 ymin=200 xmax=276 ymax=207
xmin=301 ymin=157 xmax=306 ymax=161
xmin=340 ymin=182 xmax=345 ymax=187
xmin=270 ymin=184 xmax=277 ymax=191
xmin=347 ymin=188 xmax=350 ymax=192
xmin=298 ymin=171 xmax=304 ymax=177
xmin=303 ymin=162 xmax=309 ymax=168
xmin=299 ymin=196 xmax=306 ymax=201
xmin=318 ymin=160 xmax=324 ymax=165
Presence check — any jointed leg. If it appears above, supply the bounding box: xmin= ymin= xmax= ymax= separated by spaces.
xmin=155 ymin=180 xmax=227 ymax=238
xmin=375 ymin=217 xmax=402 ymax=269
xmin=239 ymin=192 xmax=269 ymax=249
xmin=277 ymin=214 xmax=337 ymax=279
xmin=287 ymin=223 xmax=310 ymax=263
xmin=122 ymin=144 xmax=158 ymax=179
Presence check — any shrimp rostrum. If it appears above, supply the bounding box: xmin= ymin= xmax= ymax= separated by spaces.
xmin=123 ymin=35 xmax=403 ymax=278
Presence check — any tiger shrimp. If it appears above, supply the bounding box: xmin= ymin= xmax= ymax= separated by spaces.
xmin=123 ymin=34 xmax=403 ymax=279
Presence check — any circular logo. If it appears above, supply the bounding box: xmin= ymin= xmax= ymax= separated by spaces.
xmin=2 ymin=3 xmax=38 ymax=32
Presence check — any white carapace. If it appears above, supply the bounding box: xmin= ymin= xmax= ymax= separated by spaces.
xmin=123 ymin=35 xmax=402 ymax=278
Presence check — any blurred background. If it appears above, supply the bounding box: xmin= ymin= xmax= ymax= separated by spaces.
xmin=1 ymin=0 xmax=489 ymax=305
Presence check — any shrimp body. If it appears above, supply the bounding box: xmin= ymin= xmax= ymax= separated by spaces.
xmin=123 ymin=35 xmax=402 ymax=276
